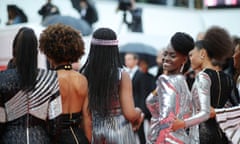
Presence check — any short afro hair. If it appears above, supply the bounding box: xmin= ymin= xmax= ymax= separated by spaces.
xmin=203 ymin=26 xmax=233 ymax=61
xmin=39 ymin=23 xmax=85 ymax=64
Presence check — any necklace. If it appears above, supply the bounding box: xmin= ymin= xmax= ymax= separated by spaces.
xmin=54 ymin=64 xmax=72 ymax=70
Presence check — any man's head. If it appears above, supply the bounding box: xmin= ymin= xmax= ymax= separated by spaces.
xmin=124 ymin=53 xmax=139 ymax=69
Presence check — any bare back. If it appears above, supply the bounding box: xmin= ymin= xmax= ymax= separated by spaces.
xmin=57 ymin=70 xmax=88 ymax=114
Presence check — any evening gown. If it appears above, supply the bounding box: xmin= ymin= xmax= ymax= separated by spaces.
xmin=47 ymin=67 xmax=89 ymax=144
xmin=49 ymin=112 xmax=89 ymax=144
xmin=91 ymin=69 xmax=136 ymax=144
xmin=0 ymin=69 xmax=59 ymax=144
xmin=197 ymin=69 xmax=230 ymax=144
xmin=146 ymin=74 xmax=192 ymax=144
xmin=0 ymin=68 xmax=89 ymax=144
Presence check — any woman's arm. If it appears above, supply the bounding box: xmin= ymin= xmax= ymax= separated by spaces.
xmin=119 ymin=71 xmax=144 ymax=130
xmin=82 ymin=79 xmax=92 ymax=143
xmin=172 ymin=72 xmax=211 ymax=131
xmin=82 ymin=94 xmax=92 ymax=142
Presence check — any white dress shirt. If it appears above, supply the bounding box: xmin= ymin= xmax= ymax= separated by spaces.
xmin=126 ymin=66 xmax=138 ymax=80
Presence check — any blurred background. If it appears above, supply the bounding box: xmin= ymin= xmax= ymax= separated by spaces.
xmin=0 ymin=0 xmax=240 ymax=71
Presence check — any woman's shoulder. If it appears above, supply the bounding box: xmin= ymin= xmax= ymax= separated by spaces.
xmin=195 ymin=70 xmax=212 ymax=87
xmin=37 ymin=68 xmax=58 ymax=79
xmin=0 ymin=69 xmax=20 ymax=91
xmin=73 ymin=70 xmax=88 ymax=83
xmin=158 ymin=74 xmax=185 ymax=81
xmin=0 ymin=69 xmax=18 ymax=82
xmin=119 ymin=68 xmax=131 ymax=81
xmin=69 ymin=71 xmax=88 ymax=92
xmin=38 ymin=68 xmax=56 ymax=74
xmin=0 ymin=68 xmax=17 ymax=74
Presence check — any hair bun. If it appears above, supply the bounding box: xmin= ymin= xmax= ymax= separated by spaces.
xmin=171 ymin=32 xmax=194 ymax=56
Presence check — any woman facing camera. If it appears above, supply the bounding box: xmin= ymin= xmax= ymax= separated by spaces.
xmin=172 ymin=26 xmax=234 ymax=144
xmin=146 ymin=32 xmax=194 ymax=144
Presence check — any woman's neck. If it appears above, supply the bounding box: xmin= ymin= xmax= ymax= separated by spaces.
xmin=54 ymin=63 xmax=72 ymax=70
xmin=201 ymin=59 xmax=217 ymax=71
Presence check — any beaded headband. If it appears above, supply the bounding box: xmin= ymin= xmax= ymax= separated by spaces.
xmin=91 ymin=38 xmax=118 ymax=46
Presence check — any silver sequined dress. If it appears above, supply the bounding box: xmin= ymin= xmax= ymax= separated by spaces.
xmin=91 ymin=70 xmax=136 ymax=144
xmin=185 ymin=70 xmax=211 ymax=144
xmin=146 ymin=74 xmax=192 ymax=144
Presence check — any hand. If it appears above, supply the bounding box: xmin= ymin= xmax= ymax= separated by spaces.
xmin=210 ymin=107 xmax=216 ymax=118
xmin=152 ymin=87 xmax=158 ymax=96
xmin=132 ymin=107 xmax=144 ymax=131
xmin=171 ymin=119 xmax=185 ymax=131
xmin=132 ymin=112 xmax=144 ymax=131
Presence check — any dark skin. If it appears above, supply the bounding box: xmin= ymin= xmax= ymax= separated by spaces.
xmin=162 ymin=44 xmax=187 ymax=75
xmin=151 ymin=44 xmax=188 ymax=131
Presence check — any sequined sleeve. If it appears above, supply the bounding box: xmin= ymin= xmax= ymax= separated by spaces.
xmin=184 ymin=71 xmax=211 ymax=128
xmin=157 ymin=75 xmax=177 ymax=122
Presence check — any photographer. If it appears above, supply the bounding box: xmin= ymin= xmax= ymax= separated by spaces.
xmin=117 ymin=0 xmax=143 ymax=33
xmin=70 ymin=0 xmax=99 ymax=27
xmin=38 ymin=0 xmax=60 ymax=22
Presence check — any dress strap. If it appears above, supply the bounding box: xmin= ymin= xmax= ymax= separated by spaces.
xmin=118 ymin=68 xmax=123 ymax=80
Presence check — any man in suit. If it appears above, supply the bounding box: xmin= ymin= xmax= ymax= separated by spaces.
xmin=124 ymin=53 xmax=155 ymax=144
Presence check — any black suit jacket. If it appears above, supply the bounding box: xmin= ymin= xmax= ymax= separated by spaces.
xmin=132 ymin=70 xmax=156 ymax=120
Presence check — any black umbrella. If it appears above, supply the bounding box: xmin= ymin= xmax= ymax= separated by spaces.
xmin=119 ymin=43 xmax=158 ymax=67
xmin=42 ymin=15 xmax=92 ymax=36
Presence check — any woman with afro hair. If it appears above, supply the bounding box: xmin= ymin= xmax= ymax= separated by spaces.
xmin=39 ymin=23 xmax=91 ymax=144
xmin=172 ymin=26 xmax=234 ymax=144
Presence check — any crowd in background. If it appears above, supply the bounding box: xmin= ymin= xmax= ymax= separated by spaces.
xmin=0 ymin=0 xmax=240 ymax=144
xmin=5 ymin=0 xmax=99 ymax=36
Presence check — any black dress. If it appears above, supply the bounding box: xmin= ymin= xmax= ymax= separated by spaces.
xmin=0 ymin=69 xmax=59 ymax=144
xmin=1 ymin=115 xmax=50 ymax=144
xmin=49 ymin=112 xmax=89 ymax=144
xmin=199 ymin=69 xmax=231 ymax=144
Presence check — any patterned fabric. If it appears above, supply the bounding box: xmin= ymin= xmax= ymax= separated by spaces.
xmin=1 ymin=115 xmax=50 ymax=144
xmin=0 ymin=68 xmax=60 ymax=144
xmin=92 ymin=114 xmax=136 ymax=144
xmin=0 ymin=107 xmax=6 ymax=123
xmin=215 ymin=105 xmax=240 ymax=144
xmin=146 ymin=74 xmax=192 ymax=144
xmin=2 ymin=69 xmax=60 ymax=121
xmin=91 ymin=69 xmax=136 ymax=144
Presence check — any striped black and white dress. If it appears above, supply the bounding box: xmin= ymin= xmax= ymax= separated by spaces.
xmin=215 ymin=105 xmax=240 ymax=144
xmin=0 ymin=68 xmax=62 ymax=144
